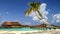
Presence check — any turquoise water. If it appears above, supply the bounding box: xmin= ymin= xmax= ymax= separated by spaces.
xmin=0 ymin=27 xmax=56 ymax=31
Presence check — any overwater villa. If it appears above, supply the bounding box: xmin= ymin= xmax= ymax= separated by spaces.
xmin=0 ymin=21 xmax=60 ymax=29
xmin=1 ymin=21 xmax=21 ymax=28
xmin=1 ymin=21 xmax=30 ymax=28
xmin=30 ymin=24 xmax=47 ymax=28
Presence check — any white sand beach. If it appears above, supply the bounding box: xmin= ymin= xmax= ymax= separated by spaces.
xmin=0 ymin=29 xmax=60 ymax=34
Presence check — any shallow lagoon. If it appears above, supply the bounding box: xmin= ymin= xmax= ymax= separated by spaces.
xmin=0 ymin=27 xmax=56 ymax=31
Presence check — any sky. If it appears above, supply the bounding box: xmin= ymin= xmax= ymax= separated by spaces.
xmin=0 ymin=0 xmax=60 ymax=26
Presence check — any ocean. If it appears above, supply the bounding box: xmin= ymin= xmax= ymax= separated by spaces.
xmin=0 ymin=27 xmax=55 ymax=31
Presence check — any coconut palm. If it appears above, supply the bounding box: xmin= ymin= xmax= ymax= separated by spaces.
xmin=25 ymin=1 xmax=43 ymax=20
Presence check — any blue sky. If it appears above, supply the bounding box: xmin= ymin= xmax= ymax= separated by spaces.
xmin=0 ymin=0 xmax=60 ymax=26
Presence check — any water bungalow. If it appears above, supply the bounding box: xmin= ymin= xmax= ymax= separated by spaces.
xmin=1 ymin=21 xmax=21 ymax=28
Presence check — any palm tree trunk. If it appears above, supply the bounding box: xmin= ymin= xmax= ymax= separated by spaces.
xmin=35 ymin=10 xmax=49 ymax=24
xmin=35 ymin=11 xmax=42 ymax=20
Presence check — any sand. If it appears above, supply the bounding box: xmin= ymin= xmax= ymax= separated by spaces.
xmin=0 ymin=29 xmax=60 ymax=34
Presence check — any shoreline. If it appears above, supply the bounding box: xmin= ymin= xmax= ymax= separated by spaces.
xmin=0 ymin=29 xmax=60 ymax=34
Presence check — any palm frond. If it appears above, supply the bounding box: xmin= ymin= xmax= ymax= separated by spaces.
xmin=28 ymin=2 xmax=40 ymax=9
xmin=25 ymin=8 xmax=33 ymax=16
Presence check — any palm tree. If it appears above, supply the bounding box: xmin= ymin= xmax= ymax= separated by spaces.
xmin=25 ymin=1 xmax=49 ymax=24
xmin=25 ymin=1 xmax=43 ymax=20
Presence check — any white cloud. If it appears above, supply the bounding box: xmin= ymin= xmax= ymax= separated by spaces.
xmin=56 ymin=20 xmax=60 ymax=23
xmin=44 ymin=16 xmax=48 ymax=20
xmin=29 ymin=10 xmax=36 ymax=17
xmin=33 ymin=16 xmax=39 ymax=21
xmin=53 ymin=14 xmax=60 ymax=23
xmin=39 ymin=3 xmax=48 ymax=16
xmin=39 ymin=3 xmax=48 ymax=20
xmin=39 ymin=3 xmax=46 ymax=11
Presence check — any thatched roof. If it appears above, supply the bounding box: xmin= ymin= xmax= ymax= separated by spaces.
xmin=2 ymin=22 xmax=11 ymax=26
xmin=1 ymin=21 xmax=21 ymax=26
xmin=11 ymin=22 xmax=21 ymax=26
